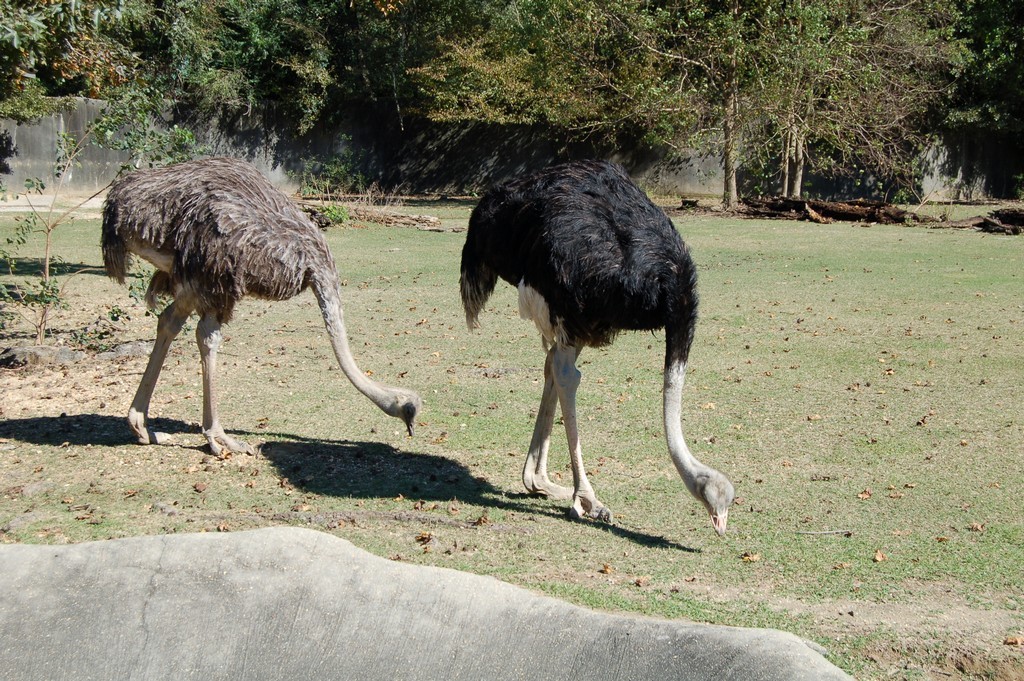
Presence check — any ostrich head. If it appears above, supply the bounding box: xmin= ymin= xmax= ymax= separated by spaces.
xmin=692 ymin=470 xmax=734 ymax=536
xmin=382 ymin=389 xmax=422 ymax=437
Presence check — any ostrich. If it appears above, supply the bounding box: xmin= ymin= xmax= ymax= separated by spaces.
xmin=460 ymin=160 xmax=734 ymax=535
xmin=102 ymin=157 xmax=421 ymax=456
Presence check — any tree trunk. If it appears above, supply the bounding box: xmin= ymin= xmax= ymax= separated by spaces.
xmin=722 ymin=78 xmax=739 ymax=208
xmin=781 ymin=125 xmax=792 ymax=197
xmin=722 ymin=0 xmax=741 ymax=209
xmin=790 ymin=131 xmax=804 ymax=198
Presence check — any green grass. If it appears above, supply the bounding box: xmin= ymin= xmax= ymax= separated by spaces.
xmin=2 ymin=205 xmax=1023 ymax=678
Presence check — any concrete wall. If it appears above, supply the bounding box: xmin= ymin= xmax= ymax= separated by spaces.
xmin=3 ymin=98 xmax=1018 ymax=200
xmin=1 ymin=99 xmax=130 ymax=196
xmin=1 ymin=99 xmax=725 ymax=198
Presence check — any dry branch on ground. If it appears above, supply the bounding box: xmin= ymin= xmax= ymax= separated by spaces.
xmin=298 ymin=199 xmax=452 ymax=231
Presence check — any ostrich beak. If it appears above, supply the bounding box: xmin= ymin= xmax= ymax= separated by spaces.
xmin=405 ymin=420 xmax=415 ymax=437
xmin=711 ymin=510 xmax=728 ymax=536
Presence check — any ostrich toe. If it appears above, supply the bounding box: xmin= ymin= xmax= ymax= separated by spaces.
xmin=204 ymin=429 xmax=255 ymax=457
xmin=570 ymin=496 xmax=613 ymax=524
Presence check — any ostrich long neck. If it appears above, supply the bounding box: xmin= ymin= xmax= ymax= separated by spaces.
xmin=663 ymin=360 xmax=712 ymax=500
xmin=311 ymin=273 xmax=401 ymax=411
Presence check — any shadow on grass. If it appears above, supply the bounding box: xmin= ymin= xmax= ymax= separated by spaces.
xmin=3 ymin=258 xmax=105 ymax=278
xmin=0 ymin=414 xmax=699 ymax=551
xmin=0 ymin=413 xmax=194 ymax=448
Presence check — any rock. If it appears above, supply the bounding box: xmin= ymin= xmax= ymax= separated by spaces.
xmin=0 ymin=346 xmax=86 ymax=367
xmin=95 ymin=341 xmax=153 ymax=360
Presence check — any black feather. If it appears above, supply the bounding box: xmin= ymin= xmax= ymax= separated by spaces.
xmin=460 ymin=160 xmax=699 ymax=368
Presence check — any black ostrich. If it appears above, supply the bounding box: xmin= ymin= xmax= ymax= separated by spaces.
xmin=460 ymin=160 xmax=734 ymax=534
xmin=102 ymin=157 xmax=421 ymax=456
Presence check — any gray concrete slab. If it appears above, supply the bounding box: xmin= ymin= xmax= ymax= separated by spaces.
xmin=0 ymin=527 xmax=851 ymax=680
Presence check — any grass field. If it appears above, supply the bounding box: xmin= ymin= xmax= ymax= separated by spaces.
xmin=2 ymin=200 xmax=1022 ymax=679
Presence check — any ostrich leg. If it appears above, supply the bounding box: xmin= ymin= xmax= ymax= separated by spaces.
xmin=522 ymin=347 xmax=573 ymax=500
xmin=196 ymin=313 xmax=254 ymax=456
xmin=551 ymin=344 xmax=612 ymax=522
xmin=128 ymin=300 xmax=192 ymax=446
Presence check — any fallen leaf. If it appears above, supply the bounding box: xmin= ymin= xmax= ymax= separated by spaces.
xmin=472 ymin=513 xmax=490 ymax=526
xmin=857 ymin=489 xmax=872 ymax=500
xmin=415 ymin=531 xmax=434 ymax=545
xmin=599 ymin=563 xmax=614 ymax=574
xmin=832 ymin=562 xmax=851 ymax=570
xmin=741 ymin=552 xmax=761 ymax=562
xmin=873 ymin=549 xmax=888 ymax=563
xmin=684 ymin=576 xmax=697 ymax=583
xmin=193 ymin=482 xmax=208 ymax=493
xmin=936 ymin=536 xmax=949 ymax=542
xmin=807 ymin=414 xmax=822 ymax=421
xmin=634 ymin=576 xmax=651 ymax=587
xmin=904 ymin=483 xmax=918 ymax=489
xmin=968 ymin=522 xmax=986 ymax=533
xmin=781 ymin=460 xmax=793 ymax=467
xmin=1004 ymin=636 xmax=1024 ymax=646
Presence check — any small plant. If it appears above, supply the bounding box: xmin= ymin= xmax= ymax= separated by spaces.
xmin=295 ymin=139 xmax=367 ymax=200
xmin=320 ymin=204 xmax=350 ymax=225
xmin=890 ymin=187 xmax=915 ymax=206
xmin=0 ymin=130 xmax=93 ymax=344
xmin=1013 ymin=173 xmax=1024 ymax=200
xmin=69 ymin=317 xmax=119 ymax=352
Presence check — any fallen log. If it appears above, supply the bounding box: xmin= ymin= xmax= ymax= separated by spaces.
xmin=348 ymin=206 xmax=444 ymax=230
xmin=947 ymin=214 xmax=1023 ymax=235
xmin=740 ymin=197 xmax=940 ymax=225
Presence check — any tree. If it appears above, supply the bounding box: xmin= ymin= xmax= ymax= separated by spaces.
xmin=746 ymin=0 xmax=959 ymax=199
xmin=948 ymin=0 xmax=1024 ymax=135
xmin=0 ymin=0 xmax=129 ymax=121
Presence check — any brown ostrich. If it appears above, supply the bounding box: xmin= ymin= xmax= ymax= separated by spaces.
xmin=102 ymin=157 xmax=421 ymax=456
xmin=460 ymin=160 xmax=733 ymax=534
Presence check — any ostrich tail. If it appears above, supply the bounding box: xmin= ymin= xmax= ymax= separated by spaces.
xmin=100 ymin=199 xmax=130 ymax=284
xmin=459 ymin=242 xmax=497 ymax=330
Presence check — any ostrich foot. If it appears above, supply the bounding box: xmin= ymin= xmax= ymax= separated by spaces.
xmin=523 ymin=474 xmax=574 ymax=500
xmin=203 ymin=428 xmax=255 ymax=457
xmin=569 ymin=495 xmax=613 ymax=523
xmin=128 ymin=408 xmax=171 ymax=446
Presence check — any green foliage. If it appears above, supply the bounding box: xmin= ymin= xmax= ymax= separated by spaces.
xmin=414 ymin=0 xmax=695 ymax=144
xmin=0 ymin=0 xmax=129 ymax=116
xmin=90 ymin=83 xmax=198 ymax=167
xmin=0 ymin=80 xmax=77 ymax=122
xmin=295 ymin=145 xmax=367 ymax=197
xmin=948 ymin=0 xmax=1024 ymax=134
xmin=320 ymin=204 xmax=350 ymax=224
xmin=0 ymin=193 xmax=70 ymax=344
